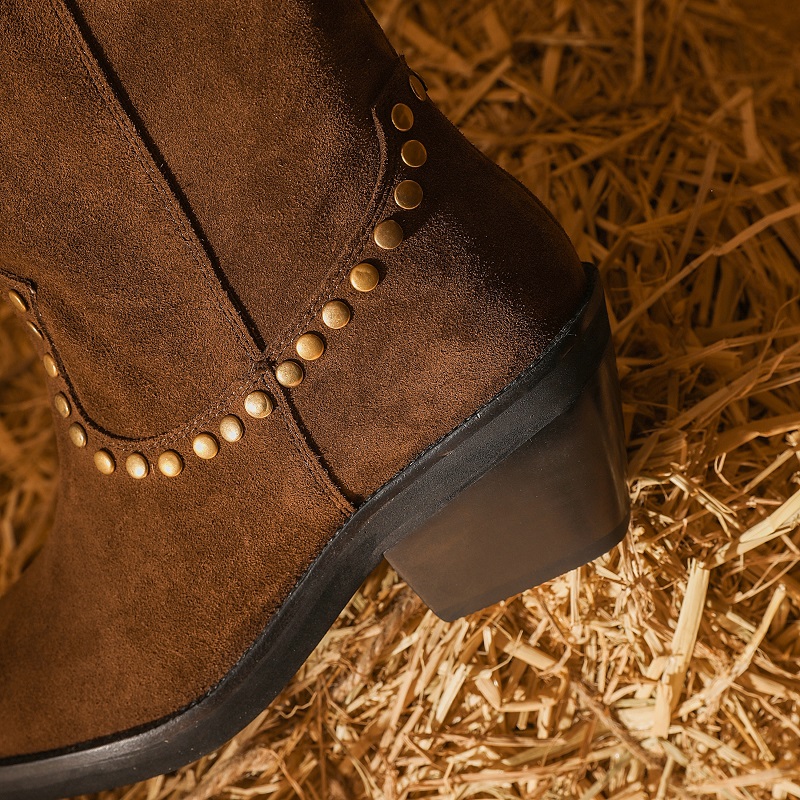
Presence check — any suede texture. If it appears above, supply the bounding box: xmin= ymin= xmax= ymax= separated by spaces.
xmin=74 ymin=0 xmax=399 ymax=350
xmin=66 ymin=0 xmax=585 ymax=500
xmin=0 ymin=0 xmax=586 ymax=759
xmin=0 ymin=0 xmax=257 ymax=440
xmin=0 ymin=370 xmax=351 ymax=757
xmin=279 ymin=65 xmax=586 ymax=500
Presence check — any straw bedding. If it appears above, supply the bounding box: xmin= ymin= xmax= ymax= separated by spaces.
xmin=1 ymin=0 xmax=799 ymax=797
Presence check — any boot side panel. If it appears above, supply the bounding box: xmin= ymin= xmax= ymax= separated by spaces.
xmin=0 ymin=0 xmax=254 ymax=439
xmin=73 ymin=0 xmax=400 ymax=349
xmin=279 ymin=66 xmax=588 ymax=500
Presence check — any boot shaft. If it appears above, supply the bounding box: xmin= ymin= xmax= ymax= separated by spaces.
xmin=0 ymin=0 xmax=585 ymax=498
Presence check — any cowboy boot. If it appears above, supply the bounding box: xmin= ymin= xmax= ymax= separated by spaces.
xmin=0 ymin=0 xmax=629 ymax=797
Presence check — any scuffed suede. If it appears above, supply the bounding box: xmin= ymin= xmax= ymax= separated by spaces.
xmin=0 ymin=0 xmax=586 ymax=761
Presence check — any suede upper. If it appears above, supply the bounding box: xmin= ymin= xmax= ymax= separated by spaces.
xmin=0 ymin=0 xmax=585 ymax=758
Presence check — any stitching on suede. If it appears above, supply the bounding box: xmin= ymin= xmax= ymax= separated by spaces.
xmin=274 ymin=396 xmax=354 ymax=516
xmin=2 ymin=260 xmax=349 ymax=512
xmin=264 ymin=61 xmax=404 ymax=360
xmin=1 ymin=263 xmax=270 ymax=450
xmin=47 ymin=0 xmax=257 ymax=360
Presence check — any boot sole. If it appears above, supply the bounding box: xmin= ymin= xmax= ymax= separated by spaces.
xmin=0 ymin=263 xmax=629 ymax=800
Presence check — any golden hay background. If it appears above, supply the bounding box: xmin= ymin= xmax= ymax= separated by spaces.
xmin=2 ymin=0 xmax=800 ymax=798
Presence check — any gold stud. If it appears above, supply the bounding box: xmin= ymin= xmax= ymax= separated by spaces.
xmin=244 ymin=390 xmax=273 ymax=419
xmin=27 ymin=321 xmax=43 ymax=340
xmin=409 ymin=73 xmax=427 ymax=101
xmin=295 ymin=332 xmax=325 ymax=361
xmin=275 ymin=360 xmax=304 ymax=388
xmin=94 ymin=449 xmax=116 ymax=475
xmin=192 ymin=432 xmax=219 ymax=460
xmin=54 ymin=392 xmax=71 ymax=418
xmin=394 ymin=179 xmax=423 ymax=210
xmin=349 ymin=262 xmax=380 ymax=292
xmin=321 ymin=300 xmax=351 ymax=330
xmin=68 ymin=423 xmax=87 ymax=448
xmin=391 ymin=102 xmax=414 ymax=131
xmin=373 ymin=219 xmax=404 ymax=250
xmin=126 ymin=452 xmax=149 ymax=479
xmin=401 ymin=139 xmax=427 ymax=168
xmin=242 ymin=391 xmax=275 ymax=418
xmin=220 ymin=414 xmax=245 ymax=441
xmin=42 ymin=353 xmax=59 ymax=378
xmin=7 ymin=290 xmax=27 ymax=313
xmin=158 ymin=450 xmax=184 ymax=478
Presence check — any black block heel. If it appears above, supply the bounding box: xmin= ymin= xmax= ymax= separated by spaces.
xmin=385 ymin=269 xmax=630 ymax=620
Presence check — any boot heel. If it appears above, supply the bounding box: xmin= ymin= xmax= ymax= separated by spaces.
xmin=385 ymin=337 xmax=629 ymax=621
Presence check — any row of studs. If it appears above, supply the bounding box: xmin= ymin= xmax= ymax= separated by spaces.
xmin=6 ymin=287 xmax=280 ymax=479
xmin=3 ymin=73 xmax=430 ymax=478
xmin=92 ymin=388 xmax=276 ymax=479
xmin=282 ymin=73 xmax=430 ymax=387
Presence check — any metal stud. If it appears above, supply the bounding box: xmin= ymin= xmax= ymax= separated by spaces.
xmin=68 ymin=423 xmax=87 ymax=448
xmin=349 ymin=263 xmax=380 ymax=293
xmin=27 ymin=321 xmax=43 ymax=340
xmin=391 ymin=103 xmax=414 ymax=131
xmin=244 ymin=391 xmax=273 ymax=419
xmin=126 ymin=452 xmax=150 ymax=480
xmin=192 ymin=433 xmax=219 ymax=460
xmin=321 ymin=300 xmax=351 ymax=330
xmin=275 ymin=360 xmax=304 ymax=388
xmin=401 ymin=140 xmax=427 ymax=168
xmin=7 ymin=290 xmax=27 ymax=313
xmin=94 ymin=449 xmax=116 ymax=475
xmin=394 ymin=179 xmax=423 ymax=210
xmin=373 ymin=219 xmax=404 ymax=250
xmin=54 ymin=391 xmax=71 ymax=418
xmin=42 ymin=353 xmax=59 ymax=378
xmin=409 ymin=73 xmax=427 ymax=101
xmin=295 ymin=332 xmax=325 ymax=361
xmin=220 ymin=414 xmax=245 ymax=442
xmin=157 ymin=450 xmax=184 ymax=478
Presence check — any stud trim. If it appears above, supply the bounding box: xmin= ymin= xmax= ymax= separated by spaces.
xmin=295 ymin=332 xmax=325 ymax=361
xmin=94 ymin=449 xmax=116 ymax=475
xmin=68 ymin=423 xmax=87 ymax=448
xmin=192 ymin=433 xmax=219 ymax=460
xmin=275 ymin=360 xmax=304 ymax=388
xmin=281 ymin=66 xmax=429 ymax=392
xmin=0 ymin=66 xmax=431 ymax=482
xmin=126 ymin=453 xmax=150 ymax=480
xmin=157 ymin=450 xmax=184 ymax=478
xmin=243 ymin=391 xmax=273 ymax=419
xmin=220 ymin=414 xmax=245 ymax=442
xmin=349 ymin=263 xmax=380 ymax=293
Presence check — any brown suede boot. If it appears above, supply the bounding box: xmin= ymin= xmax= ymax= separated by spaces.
xmin=0 ymin=1 xmax=629 ymax=797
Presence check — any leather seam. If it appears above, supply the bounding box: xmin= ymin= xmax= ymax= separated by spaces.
xmin=47 ymin=0 xmax=258 ymax=361
xmin=0 ymin=278 xmax=352 ymax=509
xmin=274 ymin=399 xmax=354 ymax=517
xmin=263 ymin=58 xmax=409 ymax=360
xmin=0 ymin=265 xmax=262 ymax=449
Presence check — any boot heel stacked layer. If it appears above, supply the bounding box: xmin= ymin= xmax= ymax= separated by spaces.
xmin=387 ymin=267 xmax=629 ymax=619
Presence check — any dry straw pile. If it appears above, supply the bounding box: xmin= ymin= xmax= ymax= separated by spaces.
xmin=2 ymin=0 xmax=800 ymax=798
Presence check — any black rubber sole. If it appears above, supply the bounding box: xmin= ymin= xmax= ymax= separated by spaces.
xmin=0 ymin=263 xmax=629 ymax=800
